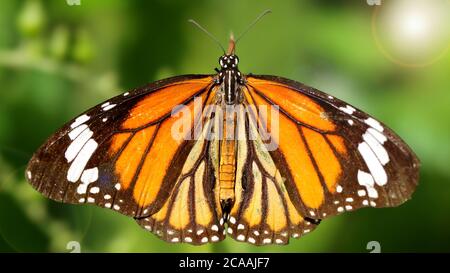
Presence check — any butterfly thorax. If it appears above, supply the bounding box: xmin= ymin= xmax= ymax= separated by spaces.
xmin=217 ymin=54 xmax=243 ymax=105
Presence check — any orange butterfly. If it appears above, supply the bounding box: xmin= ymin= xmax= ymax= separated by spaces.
xmin=26 ymin=16 xmax=419 ymax=246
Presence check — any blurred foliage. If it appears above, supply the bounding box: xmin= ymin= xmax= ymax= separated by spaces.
xmin=0 ymin=0 xmax=449 ymax=253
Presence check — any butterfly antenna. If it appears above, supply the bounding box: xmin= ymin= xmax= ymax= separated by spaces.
xmin=235 ymin=9 xmax=272 ymax=43
xmin=227 ymin=32 xmax=235 ymax=55
xmin=188 ymin=19 xmax=226 ymax=54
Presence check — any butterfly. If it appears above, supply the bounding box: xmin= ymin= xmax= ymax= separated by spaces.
xmin=26 ymin=22 xmax=419 ymax=246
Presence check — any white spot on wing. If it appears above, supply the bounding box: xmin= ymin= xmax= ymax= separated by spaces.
xmin=81 ymin=167 xmax=98 ymax=184
xmin=68 ymin=124 xmax=88 ymax=140
xmin=363 ymin=132 xmax=389 ymax=165
xmin=365 ymin=117 xmax=383 ymax=132
xmin=367 ymin=128 xmax=387 ymax=144
xmin=358 ymin=142 xmax=387 ymax=186
xmin=357 ymin=170 xmax=379 ymax=198
xmin=90 ymin=186 xmax=100 ymax=194
xmin=77 ymin=168 xmax=98 ymax=194
xmin=103 ymin=104 xmax=116 ymax=111
xmin=339 ymin=105 xmax=356 ymax=115
xmin=70 ymin=115 xmax=90 ymax=129
xmin=77 ymin=184 xmax=88 ymax=194
xmin=67 ymin=140 xmax=98 ymax=182
xmin=65 ymin=128 xmax=93 ymax=162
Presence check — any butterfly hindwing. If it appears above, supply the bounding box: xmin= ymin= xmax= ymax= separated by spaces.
xmin=226 ymin=104 xmax=319 ymax=245
xmin=136 ymin=102 xmax=227 ymax=244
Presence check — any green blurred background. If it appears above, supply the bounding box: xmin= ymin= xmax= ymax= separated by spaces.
xmin=0 ymin=0 xmax=449 ymax=253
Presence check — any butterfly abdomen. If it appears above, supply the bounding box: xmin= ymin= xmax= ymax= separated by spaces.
xmin=219 ymin=108 xmax=237 ymax=208
xmin=219 ymin=139 xmax=236 ymax=207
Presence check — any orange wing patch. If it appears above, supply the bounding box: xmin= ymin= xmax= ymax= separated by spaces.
xmin=169 ymin=177 xmax=191 ymax=229
xmin=326 ymin=135 xmax=347 ymax=155
xmin=265 ymin=177 xmax=288 ymax=232
xmin=302 ymin=127 xmax=341 ymax=193
xmin=133 ymin=115 xmax=185 ymax=208
xmin=109 ymin=132 xmax=132 ymax=155
xmin=115 ymin=126 xmax=157 ymax=190
xmin=276 ymin=114 xmax=324 ymax=209
xmin=242 ymin=162 xmax=263 ymax=226
xmin=248 ymin=78 xmax=335 ymax=132
xmin=122 ymin=78 xmax=212 ymax=129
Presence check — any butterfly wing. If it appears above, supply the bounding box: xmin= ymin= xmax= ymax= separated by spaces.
xmin=226 ymin=75 xmax=419 ymax=245
xmin=26 ymin=75 xmax=220 ymax=218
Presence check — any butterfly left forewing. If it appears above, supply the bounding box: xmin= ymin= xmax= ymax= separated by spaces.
xmin=26 ymin=75 xmax=216 ymax=217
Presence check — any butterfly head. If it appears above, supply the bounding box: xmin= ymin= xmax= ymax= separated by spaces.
xmin=219 ymin=54 xmax=239 ymax=70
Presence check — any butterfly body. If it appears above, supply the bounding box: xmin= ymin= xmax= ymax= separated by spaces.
xmin=216 ymin=49 xmax=245 ymax=211
xmin=26 ymin=37 xmax=419 ymax=245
